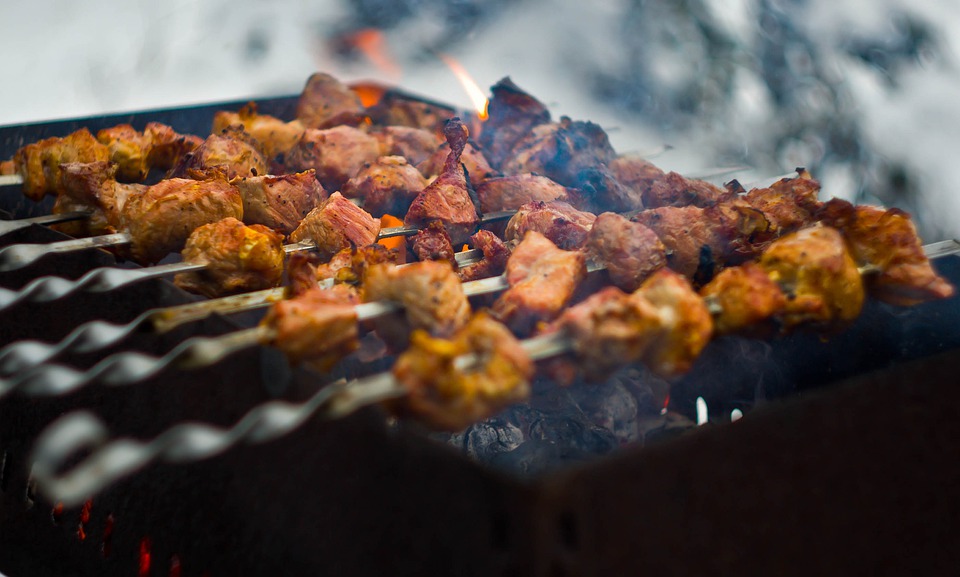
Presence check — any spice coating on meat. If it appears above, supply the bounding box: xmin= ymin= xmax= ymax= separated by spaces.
xmin=742 ymin=169 xmax=822 ymax=234
xmin=289 ymin=191 xmax=381 ymax=260
xmin=410 ymin=220 xmax=457 ymax=268
xmin=232 ymin=170 xmax=327 ymax=235
xmin=477 ymin=77 xmax=552 ymax=169
xmin=15 ymin=128 xmax=111 ymax=200
xmin=404 ymin=118 xmax=481 ymax=246
xmin=341 ymin=156 xmax=427 ymax=218
xmin=120 ymin=176 xmax=244 ymax=264
xmin=392 ymin=312 xmax=534 ymax=431
xmin=96 ymin=122 xmax=202 ymax=181
xmin=283 ymin=125 xmax=381 ymax=193
xmin=167 ymin=129 xmax=268 ymax=181
xmin=476 ymin=174 xmax=577 ymax=213
xmin=295 ymin=72 xmax=365 ymax=129
xmin=758 ymin=225 xmax=864 ymax=330
xmin=53 ymin=161 xmax=136 ymax=237
xmin=315 ymin=244 xmax=398 ymax=287
xmin=459 ymin=230 xmax=510 ymax=282
xmin=174 ymin=217 xmax=285 ymax=298
xmin=504 ymin=200 xmax=596 ymax=250
xmin=500 ymin=117 xmax=617 ymax=189
xmin=492 ymin=231 xmax=587 ymax=336
xmin=700 ymin=262 xmax=787 ymax=335
xmin=586 ymin=212 xmax=667 ymax=292
xmin=373 ymin=126 xmax=442 ymax=167
xmin=212 ymin=103 xmax=306 ymax=160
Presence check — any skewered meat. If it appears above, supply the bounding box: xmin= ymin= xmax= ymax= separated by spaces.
xmin=391 ymin=312 xmax=534 ymax=431
xmin=405 ymin=119 xmax=481 ymax=246
xmin=585 ymin=212 xmax=667 ymax=292
xmin=817 ymin=198 xmax=954 ymax=306
xmin=459 ymin=230 xmax=510 ymax=282
xmin=367 ymin=90 xmax=458 ymax=133
xmin=232 ymin=170 xmax=327 ymax=235
xmin=173 ymin=217 xmax=285 ymax=298
xmin=699 ymin=262 xmax=787 ymax=335
xmin=416 ymin=141 xmax=498 ymax=184
xmin=315 ymin=244 xmax=398 ymax=286
xmin=283 ymin=125 xmax=381 ymax=193
xmin=572 ymin=165 xmax=641 ymax=213
xmin=503 ymin=200 xmax=596 ymax=250
xmin=53 ymin=161 xmax=139 ymax=237
xmin=295 ymin=72 xmax=365 ymax=129
xmin=640 ymin=171 xmax=734 ymax=209
xmin=260 ymin=255 xmax=360 ymax=371
xmin=492 ymin=231 xmax=587 ymax=336
xmin=477 ymin=77 xmax=552 ymax=169
xmin=410 ymin=220 xmax=457 ymax=267
xmin=607 ymin=155 xmax=665 ymax=209
xmin=742 ymin=169 xmax=822 ymax=234
xmin=96 ymin=123 xmax=203 ymax=181
xmin=340 ymin=156 xmax=427 ymax=218
xmin=14 ymin=128 xmax=110 ymax=200
xmin=373 ymin=126 xmax=442 ymax=166
xmin=757 ymin=225 xmax=864 ymax=330
xmin=212 ymin=103 xmax=306 ymax=160
xmin=289 ymin=191 xmax=381 ymax=260
xmin=500 ymin=117 xmax=616 ymax=187
xmin=476 ymin=174 xmax=578 ymax=213
xmin=167 ymin=127 xmax=268 ymax=181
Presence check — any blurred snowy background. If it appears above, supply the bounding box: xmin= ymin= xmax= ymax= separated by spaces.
xmin=3 ymin=0 xmax=960 ymax=240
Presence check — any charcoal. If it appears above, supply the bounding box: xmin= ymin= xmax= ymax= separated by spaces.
xmin=463 ymin=418 xmax=524 ymax=461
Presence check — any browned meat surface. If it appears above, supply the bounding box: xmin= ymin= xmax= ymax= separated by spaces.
xmin=500 ymin=117 xmax=616 ymax=188
xmin=167 ymin=128 xmax=268 ymax=181
xmin=817 ymin=199 xmax=954 ymax=305
xmin=363 ymin=260 xmax=472 ymax=348
xmin=52 ymin=162 xmax=133 ymax=237
xmin=120 ymin=176 xmax=244 ymax=264
xmin=410 ymin=220 xmax=457 ymax=267
xmin=404 ymin=119 xmax=481 ymax=245
xmin=492 ymin=231 xmax=587 ymax=335
xmin=295 ymin=72 xmax=365 ymax=129
xmin=96 ymin=122 xmax=202 ymax=181
xmin=575 ymin=165 xmax=644 ymax=213
xmin=289 ymin=191 xmax=381 ymax=259
xmin=14 ymin=128 xmax=110 ymax=200
xmin=174 ymin=217 xmax=285 ymax=298
xmin=373 ymin=126 xmax=442 ymax=166
xmin=742 ymin=169 xmax=822 ymax=234
xmin=586 ymin=212 xmax=667 ymax=292
xmin=699 ymin=262 xmax=787 ymax=335
xmin=459 ymin=230 xmax=510 ymax=282
xmin=476 ymin=174 xmax=578 ymax=213
xmin=392 ymin=312 xmax=534 ymax=431
xmin=212 ymin=103 xmax=306 ymax=160
xmin=416 ymin=141 xmax=497 ymax=184
xmin=641 ymin=171 xmax=735 ymax=208
xmin=283 ymin=125 xmax=381 ymax=193
xmin=503 ymin=200 xmax=596 ymax=250
xmin=608 ymin=155 xmax=665 ymax=209
xmin=758 ymin=225 xmax=864 ymax=331
xmin=341 ymin=156 xmax=427 ymax=217
xmin=477 ymin=77 xmax=551 ymax=169
xmin=232 ymin=170 xmax=327 ymax=235
xmin=315 ymin=244 xmax=398 ymax=286
xmin=367 ymin=91 xmax=458 ymax=133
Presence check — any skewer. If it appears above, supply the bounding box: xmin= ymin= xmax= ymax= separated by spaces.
xmin=0 ymin=211 xmax=92 ymax=237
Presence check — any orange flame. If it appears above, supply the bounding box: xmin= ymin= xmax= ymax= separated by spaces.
xmin=379 ymin=214 xmax=407 ymax=262
xmin=343 ymin=28 xmax=401 ymax=81
xmin=437 ymin=54 xmax=489 ymax=121
xmin=350 ymin=81 xmax=390 ymax=108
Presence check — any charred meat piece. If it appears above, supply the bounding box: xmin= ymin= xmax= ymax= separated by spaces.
xmin=174 ymin=217 xmax=285 ymax=298
xmin=699 ymin=262 xmax=787 ymax=335
xmin=340 ymin=156 xmax=427 ymax=218
xmin=392 ymin=312 xmax=534 ymax=431
xmin=500 ymin=117 xmax=616 ymax=188
xmin=367 ymin=91 xmax=458 ymax=133
xmin=167 ymin=128 xmax=268 ymax=181
xmin=492 ymin=231 xmax=587 ymax=336
xmin=212 ymin=103 xmax=306 ymax=160
xmin=315 ymin=244 xmax=398 ymax=286
xmin=477 ymin=77 xmax=552 ymax=169
xmin=608 ymin=154 xmax=665 ymax=208
xmin=742 ymin=169 xmax=822 ymax=234
xmin=758 ymin=225 xmax=864 ymax=331
xmin=232 ymin=170 xmax=327 ymax=235
xmin=504 ymin=200 xmax=596 ymax=250
xmin=295 ymin=72 xmax=365 ymax=129
xmin=459 ymin=230 xmax=510 ymax=282
xmin=585 ymin=212 xmax=667 ymax=292
xmin=817 ymin=199 xmax=954 ymax=305
xmin=476 ymin=174 xmax=578 ymax=213
xmin=641 ymin=171 xmax=735 ymax=209
xmin=410 ymin=220 xmax=457 ymax=268
xmin=96 ymin=122 xmax=202 ymax=181
xmin=373 ymin=126 xmax=442 ymax=166
xmin=283 ymin=125 xmax=381 ymax=193
xmin=405 ymin=118 xmax=481 ymax=246
xmin=289 ymin=191 xmax=381 ymax=260
xmin=417 ymin=140 xmax=498 ymax=184
xmin=14 ymin=128 xmax=110 ymax=200
xmin=573 ymin=164 xmax=642 ymax=213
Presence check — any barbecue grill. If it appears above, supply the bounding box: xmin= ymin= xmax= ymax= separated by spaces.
xmin=1 ymin=91 xmax=959 ymax=577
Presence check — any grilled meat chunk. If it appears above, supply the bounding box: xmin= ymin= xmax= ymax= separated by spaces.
xmin=14 ymin=128 xmax=111 ymax=200
xmin=586 ymin=212 xmax=667 ymax=292
xmin=492 ymin=231 xmax=587 ymax=336
xmin=373 ymin=126 xmax=442 ymax=166
xmin=167 ymin=128 xmax=268 ymax=181
xmin=232 ymin=170 xmax=326 ymax=235
xmin=500 ymin=117 xmax=616 ymax=187
xmin=315 ymin=244 xmax=398 ymax=287
xmin=477 ymin=77 xmax=552 ymax=169
xmin=405 ymin=118 xmax=481 ymax=246
xmin=212 ymin=103 xmax=306 ymax=160
xmin=341 ymin=156 xmax=427 ymax=218
xmin=742 ymin=169 xmax=822 ymax=234
xmin=96 ymin=122 xmax=202 ymax=181
xmin=417 ymin=140 xmax=497 ymax=184
xmin=174 ymin=217 xmax=285 ymax=298
xmin=53 ymin=161 xmax=137 ymax=237
xmin=504 ymin=200 xmax=596 ymax=250
xmin=476 ymin=174 xmax=578 ymax=213
xmin=817 ymin=199 xmax=954 ymax=306
xmin=367 ymin=91 xmax=458 ymax=133
xmin=607 ymin=155 xmax=665 ymax=209
xmin=283 ymin=125 xmax=381 ymax=193
xmin=289 ymin=191 xmax=381 ymax=260
xmin=410 ymin=220 xmax=457 ymax=268
xmin=392 ymin=312 xmax=534 ymax=431
xmin=758 ymin=225 xmax=864 ymax=330
xmin=295 ymin=72 xmax=365 ymax=129
xmin=641 ymin=171 xmax=734 ymax=209
xmin=459 ymin=230 xmax=510 ymax=282
xmin=699 ymin=262 xmax=787 ymax=335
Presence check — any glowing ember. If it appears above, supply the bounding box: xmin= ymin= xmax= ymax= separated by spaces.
xmin=437 ymin=54 xmax=489 ymax=121
xmin=139 ymin=537 xmax=152 ymax=577
xmin=350 ymin=81 xmax=389 ymax=108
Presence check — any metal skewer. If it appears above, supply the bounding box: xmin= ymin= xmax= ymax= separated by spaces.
xmin=0 ymin=211 xmax=92 ymax=237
